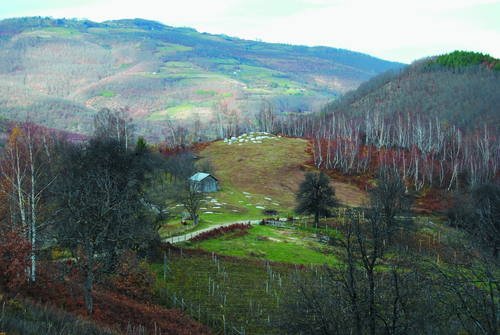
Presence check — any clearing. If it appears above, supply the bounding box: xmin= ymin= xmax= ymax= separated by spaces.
xmin=184 ymin=224 xmax=338 ymax=265
xmin=198 ymin=134 xmax=367 ymax=210
xmin=162 ymin=135 xmax=368 ymax=235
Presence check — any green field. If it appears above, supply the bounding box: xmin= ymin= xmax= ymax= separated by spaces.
xmin=100 ymin=90 xmax=115 ymax=98
xmin=185 ymin=225 xmax=339 ymax=265
xmin=152 ymin=249 xmax=293 ymax=334
xmin=156 ymin=43 xmax=193 ymax=54
xmin=25 ymin=27 xmax=82 ymax=37
xmin=148 ymin=103 xmax=197 ymax=120
xmin=161 ymin=186 xmax=287 ymax=236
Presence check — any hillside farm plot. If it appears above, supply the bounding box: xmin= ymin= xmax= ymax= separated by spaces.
xmin=162 ymin=136 xmax=369 ymax=235
xmin=161 ymin=188 xmax=288 ymax=237
xmin=153 ymin=250 xmax=296 ymax=334
xmin=199 ymin=136 xmax=368 ymax=209
xmin=199 ymin=136 xmax=309 ymax=210
xmin=184 ymin=225 xmax=339 ymax=265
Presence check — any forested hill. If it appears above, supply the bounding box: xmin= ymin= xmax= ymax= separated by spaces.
xmin=0 ymin=17 xmax=402 ymax=135
xmin=324 ymin=51 xmax=500 ymax=130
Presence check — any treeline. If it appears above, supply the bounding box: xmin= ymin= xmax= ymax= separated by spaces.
xmin=308 ymin=109 xmax=498 ymax=190
xmin=156 ymin=92 xmax=499 ymax=193
xmin=435 ymin=50 xmax=500 ymax=70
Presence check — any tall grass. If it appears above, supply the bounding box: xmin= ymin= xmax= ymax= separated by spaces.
xmin=0 ymin=298 xmax=115 ymax=335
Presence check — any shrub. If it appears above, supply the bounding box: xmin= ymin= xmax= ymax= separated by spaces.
xmin=108 ymin=250 xmax=155 ymax=300
xmin=192 ymin=223 xmax=251 ymax=242
xmin=0 ymin=297 xmax=114 ymax=335
xmin=0 ymin=231 xmax=30 ymax=292
xmin=263 ymin=209 xmax=278 ymax=216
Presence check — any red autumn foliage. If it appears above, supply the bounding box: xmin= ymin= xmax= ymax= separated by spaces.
xmin=26 ymin=261 xmax=212 ymax=334
xmin=307 ymin=139 xmax=454 ymax=213
xmin=157 ymin=141 xmax=213 ymax=157
xmin=108 ymin=250 xmax=156 ymax=301
xmin=0 ymin=230 xmax=31 ymax=292
xmin=191 ymin=223 xmax=251 ymax=242
xmin=414 ymin=188 xmax=452 ymax=214
xmin=92 ymin=290 xmax=212 ymax=335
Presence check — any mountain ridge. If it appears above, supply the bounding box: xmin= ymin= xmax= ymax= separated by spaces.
xmin=323 ymin=52 xmax=500 ymax=130
xmin=0 ymin=16 xmax=403 ymax=138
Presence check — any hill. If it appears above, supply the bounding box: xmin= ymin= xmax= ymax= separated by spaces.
xmin=162 ymin=134 xmax=367 ymax=235
xmin=324 ymin=51 xmax=500 ymax=129
xmin=0 ymin=17 xmax=403 ymax=138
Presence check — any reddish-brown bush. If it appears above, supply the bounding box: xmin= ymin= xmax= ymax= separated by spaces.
xmin=191 ymin=223 xmax=251 ymax=242
xmin=93 ymin=290 xmax=212 ymax=334
xmin=0 ymin=231 xmax=31 ymax=292
xmin=27 ymin=260 xmax=212 ymax=334
xmin=108 ymin=250 xmax=155 ymax=301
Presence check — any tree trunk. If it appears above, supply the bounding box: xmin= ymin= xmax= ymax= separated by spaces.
xmin=29 ymin=139 xmax=36 ymax=283
xmin=194 ymin=214 xmax=199 ymax=226
xmin=30 ymin=217 xmax=36 ymax=282
xmin=163 ymin=250 xmax=167 ymax=281
xmin=84 ymin=243 xmax=94 ymax=315
xmin=347 ymin=238 xmax=362 ymax=335
xmin=368 ymin=269 xmax=376 ymax=335
xmin=314 ymin=212 xmax=319 ymax=229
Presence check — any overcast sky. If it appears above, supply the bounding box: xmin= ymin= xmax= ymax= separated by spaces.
xmin=1 ymin=0 xmax=499 ymax=63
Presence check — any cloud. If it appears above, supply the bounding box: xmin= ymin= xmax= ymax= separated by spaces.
xmin=214 ymin=0 xmax=500 ymax=62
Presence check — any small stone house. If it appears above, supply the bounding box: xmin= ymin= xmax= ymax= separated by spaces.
xmin=189 ymin=172 xmax=219 ymax=193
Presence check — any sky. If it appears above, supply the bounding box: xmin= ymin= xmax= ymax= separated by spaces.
xmin=1 ymin=0 xmax=499 ymax=63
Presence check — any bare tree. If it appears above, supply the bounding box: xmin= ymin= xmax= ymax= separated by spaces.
xmin=471 ymin=183 xmax=500 ymax=258
xmin=180 ymin=181 xmax=204 ymax=226
xmin=280 ymin=210 xmax=439 ymax=335
xmin=368 ymin=166 xmax=411 ymax=243
xmin=93 ymin=108 xmax=134 ymax=150
xmin=0 ymin=123 xmax=55 ymax=282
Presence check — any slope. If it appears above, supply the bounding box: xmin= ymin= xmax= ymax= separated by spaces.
xmin=0 ymin=17 xmax=403 ymax=137
xmin=187 ymin=134 xmax=367 ymax=224
xmin=324 ymin=51 xmax=500 ymax=129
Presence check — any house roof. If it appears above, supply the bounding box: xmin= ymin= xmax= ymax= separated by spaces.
xmin=189 ymin=172 xmax=217 ymax=182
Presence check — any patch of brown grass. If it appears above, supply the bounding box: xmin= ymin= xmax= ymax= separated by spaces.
xmin=200 ymin=137 xmax=368 ymax=208
xmin=332 ymin=180 xmax=368 ymax=207
xmin=200 ymin=137 xmax=309 ymax=208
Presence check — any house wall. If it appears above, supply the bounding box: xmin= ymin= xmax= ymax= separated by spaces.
xmin=201 ymin=177 xmax=218 ymax=192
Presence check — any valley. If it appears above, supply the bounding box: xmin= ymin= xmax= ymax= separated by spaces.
xmin=0 ymin=15 xmax=498 ymax=335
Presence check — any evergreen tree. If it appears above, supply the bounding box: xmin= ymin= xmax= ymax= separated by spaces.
xmin=295 ymin=171 xmax=338 ymax=227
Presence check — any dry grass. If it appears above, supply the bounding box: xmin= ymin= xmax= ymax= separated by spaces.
xmin=200 ymin=137 xmax=309 ymax=209
xmin=199 ymin=137 xmax=367 ymax=209
xmin=332 ymin=181 xmax=368 ymax=207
